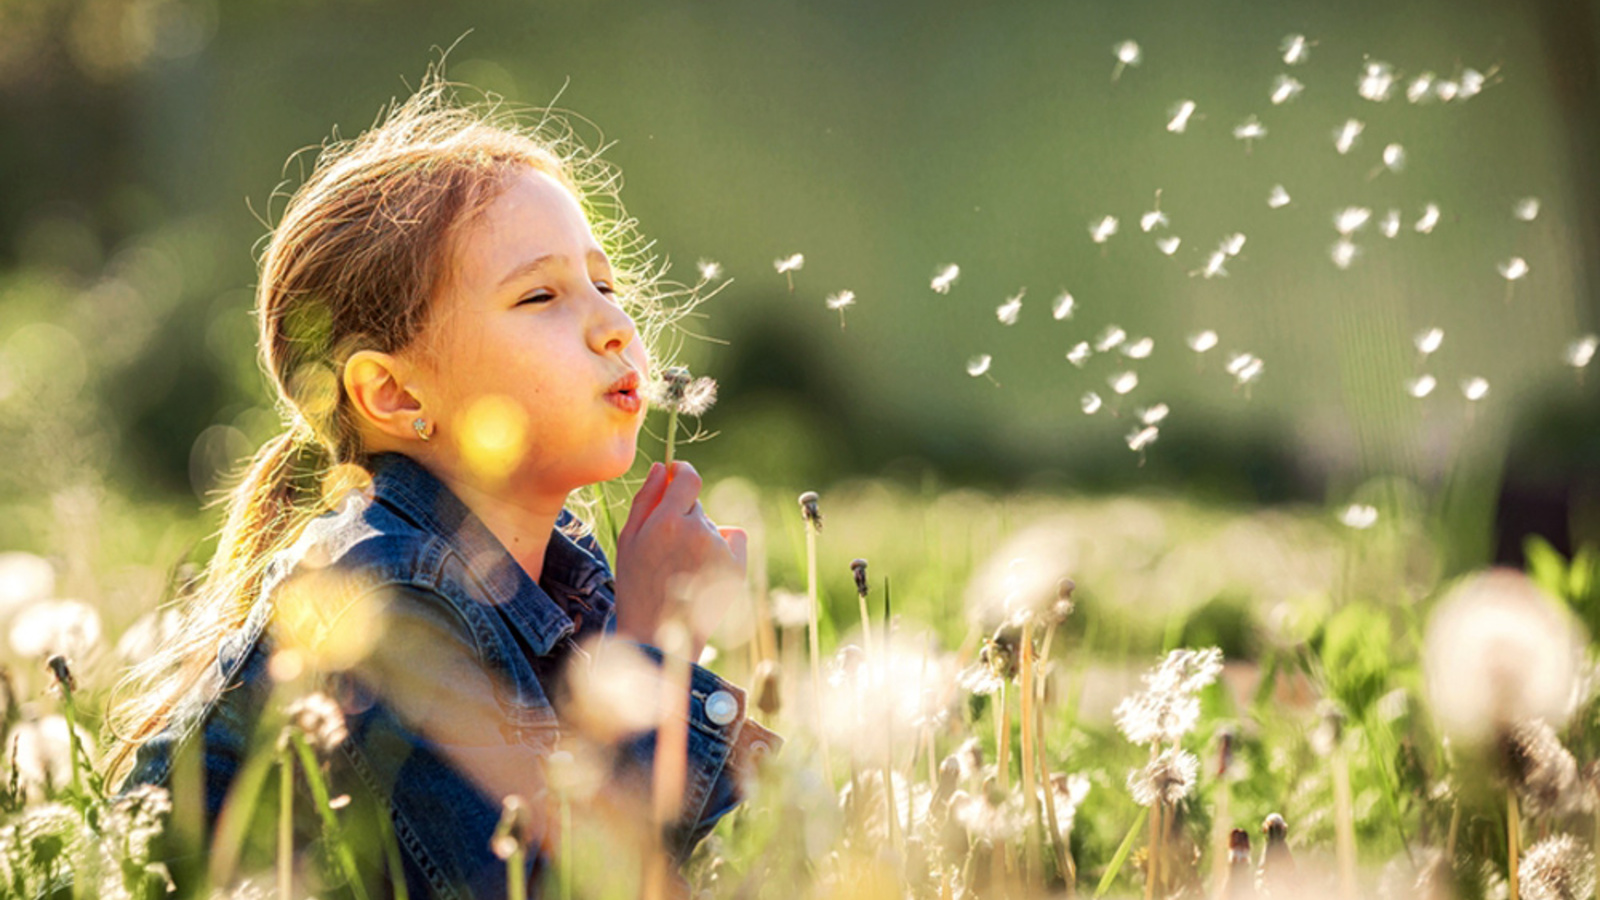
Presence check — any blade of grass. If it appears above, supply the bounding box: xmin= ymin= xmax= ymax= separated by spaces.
xmin=1095 ymin=805 xmax=1150 ymax=899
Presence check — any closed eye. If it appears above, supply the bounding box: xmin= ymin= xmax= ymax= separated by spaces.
xmin=594 ymin=280 xmax=616 ymax=296
xmin=516 ymin=290 xmax=555 ymax=306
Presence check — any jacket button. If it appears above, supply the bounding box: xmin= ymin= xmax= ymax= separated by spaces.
xmin=704 ymin=690 xmax=739 ymax=726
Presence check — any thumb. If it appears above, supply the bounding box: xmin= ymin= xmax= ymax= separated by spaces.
xmin=717 ymin=526 xmax=748 ymax=570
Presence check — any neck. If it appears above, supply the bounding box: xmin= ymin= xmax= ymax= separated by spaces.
xmin=436 ymin=473 xmax=566 ymax=584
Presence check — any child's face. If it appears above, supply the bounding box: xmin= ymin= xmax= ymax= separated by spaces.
xmin=413 ymin=167 xmax=649 ymax=497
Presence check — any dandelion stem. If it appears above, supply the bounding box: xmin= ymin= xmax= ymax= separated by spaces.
xmin=279 ymin=741 xmax=294 ymax=900
xmin=804 ymin=520 xmax=834 ymax=786
xmin=1445 ymin=800 xmax=1460 ymax=869
xmin=290 ymin=735 xmax=371 ymax=900
xmin=1333 ymin=746 xmax=1358 ymax=900
xmin=664 ymin=410 xmax=680 ymax=465
xmin=1145 ymin=798 xmax=1160 ymax=900
xmin=508 ymin=844 xmax=528 ymax=900
xmin=1020 ymin=620 xmax=1041 ymax=884
xmin=1035 ymin=635 xmax=1073 ymax=893
xmin=1509 ymin=789 xmax=1521 ymax=900
xmin=997 ymin=680 xmax=1011 ymax=791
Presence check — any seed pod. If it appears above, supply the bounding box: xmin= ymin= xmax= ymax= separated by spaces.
xmin=797 ymin=491 xmax=822 ymax=530
xmin=45 ymin=656 xmax=74 ymax=694
xmin=753 ymin=659 xmax=782 ymax=718
xmin=492 ymin=794 xmax=535 ymax=860
xmin=851 ymin=559 xmax=869 ymax=598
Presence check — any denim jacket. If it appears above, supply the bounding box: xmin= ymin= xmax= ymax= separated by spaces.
xmin=124 ymin=451 xmax=779 ymax=898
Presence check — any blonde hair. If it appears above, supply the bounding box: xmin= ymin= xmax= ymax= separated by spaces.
xmin=105 ymin=74 xmax=681 ymax=785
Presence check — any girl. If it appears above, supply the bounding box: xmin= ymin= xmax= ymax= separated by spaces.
xmin=107 ymin=77 xmax=776 ymax=898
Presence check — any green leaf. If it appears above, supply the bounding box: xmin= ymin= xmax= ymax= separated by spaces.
xmin=1524 ymin=535 xmax=1569 ymax=600
xmin=1094 ymin=805 xmax=1149 ymax=898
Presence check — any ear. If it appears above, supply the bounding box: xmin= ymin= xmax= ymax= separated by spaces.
xmin=343 ymin=350 xmax=426 ymax=441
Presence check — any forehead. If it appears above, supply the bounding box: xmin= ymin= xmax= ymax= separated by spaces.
xmin=452 ymin=168 xmax=600 ymax=278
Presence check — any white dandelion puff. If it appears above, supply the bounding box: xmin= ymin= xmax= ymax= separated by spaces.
xmin=1415 ymin=203 xmax=1441 ymax=234
xmin=1112 ymin=40 xmax=1142 ymax=80
xmin=1520 ymin=834 xmax=1596 ymax=900
xmin=1499 ymin=257 xmax=1529 ymax=281
xmin=1270 ymin=74 xmax=1304 ymax=105
xmin=1331 ymin=239 xmax=1359 ymax=269
xmin=931 ymin=263 xmax=961 ymax=294
xmin=1138 ymin=403 xmax=1169 ymax=425
xmin=1167 ymin=100 xmax=1198 ymax=133
xmin=1415 ymin=327 xmax=1444 ymax=356
xmin=1281 ymin=34 xmax=1311 ymax=65
xmin=966 ymin=355 xmax=993 ymax=378
xmin=1359 ymin=60 xmax=1397 ymax=101
xmin=1334 ymin=118 xmax=1365 ymax=155
xmin=1566 ymin=335 xmax=1598 ymax=369
xmin=1127 ymin=748 xmax=1198 ymax=806
xmin=1187 ymin=330 xmax=1218 ymax=353
xmin=1407 ymin=72 xmax=1437 ymax=103
xmin=1095 ymin=326 xmax=1128 ymax=353
xmin=1335 ymin=206 xmax=1372 ymax=235
xmin=10 ymin=599 xmax=102 ymax=660
xmin=1380 ymin=209 xmax=1402 ymax=237
xmin=1267 ymin=184 xmax=1292 ymax=209
xmin=0 ymin=553 xmax=54 ymax=615
xmin=774 ymin=253 xmax=805 ymax=274
xmin=1090 ymin=215 xmax=1120 ymax=245
xmin=1052 ymin=291 xmax=1076 ymax=321
xmin=1233 ymin=115 xmax=1267 ymax=149
xmin=1155 ymin=235 xmax=1182 ymax=255
xmin=1081 ymin=392 xmax=1103 ymax=414
xmin=1514 ymin=197 xmax=1541 ymax=222
xmin=696 ymin=259 xmax=722 ymax=282
xmin=1461 ymin=377 xmax=1490 ymax=401
xmin=1221 ymin=233 xmax=1247 ymax=256
xmin=1109 ymin=371 xmax=1139 ymax=395
xmin=1407 ymin=374 xmax=1438 ymax=398
xmin=1383 ymin=143 xmax=1406 ymax=172
xmin=1123 ymin=337 xmax=1154 ymax=359
xmin=1339 ymin=504 xmax=1379 ymax=530
xmin=1067 ymin=342 xmax=1092 ymax=367
xmin=1126 ymin=425 xmax=1160 ymax=453
xmin=996 ymin=289 xmax=1024 ymax=325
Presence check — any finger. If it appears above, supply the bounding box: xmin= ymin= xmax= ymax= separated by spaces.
xmin=658 ymin=461 xmax=703 ymax=516
xmin=718 ymin=526 xmax=748 ymax=570
xmin=619 ymin=462 xmax=667 ymax=539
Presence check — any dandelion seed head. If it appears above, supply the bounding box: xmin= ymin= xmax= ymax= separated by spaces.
xmin=1122 ymin=336 xmax=1154 ymax=359
xmin=1115 ymin=40 xmax=1142 ymax=66
xmin=1270 ymin=74 xmax=1304 ymax=105
xmin=1127 ymin=748 xmax=1199 ymax=807
xmin=931 ymin=263 xmax=961 ymax=294
xmin=963 ymin=525 xmax=1080 ymax=630
xmin=697 ymin=259 xmax=722 ymax=281
xmin=1359 ymin=60 xmax=1398 ymax=101
xmin=1138 ymin=403 xmax=1169 ymax=425
xmin=1233 ymin=115 xmax=1267 ymax=142
xmin=1339 ymin=504 xmax=1379 ymax=530
xmin=1383 ymin=143 xmax=1406 ymax=172
xmin=1067 ymin=342 xmax=1092 ymax=367
xmin=1109 ymin=370 xmax=1139 ymax=395
xmin=1380 ymin=209 xmax=1402 ymax=238
xmin=826 ymin=290 xmax=856 ymax=311
xmin=1052 ymin=291 xmax=1076 ymax=320
xmin=1424 ymin=569 xmax=1586 ymax=743
xmin=1408 ymin=72 xmax=1437 ymax=103
xmin=1335 ymin=206 xmax=1372 ymax=235
xmin=1515 ymin=197 xmax=1541 ymax=222
xmin=1281 ymin=33 xmax=1311 ymax=65
xmin=643 ymin=366 xmax=718 ymax=416
xmin=1566 ymin=335 xmax=1598 ymax=369
xmin=1416 ymin=328 xmax=1444 ymax=356
xmin=1126 ymin=425 xmax=1159 ymax=452
xmin=996 ymin=289 xmax=1024 ymax=325
xmin=1095 ymin=326 xmax=1128 ymax=353
xmin=10 ymin=599 xmax=101 ymax=661
xmin=286 ymin=692 xmax=348 ymax=754
xmin=1167 ymin=100 xmax=1197 ymax=133
xmin=1268 ymin=184 xmax=1292 ymax=209
xmin=1520 ymin=833 xmax=1596 ymax=900
xmin=1187 ymin=330 xmax=1219 ymax=353
xmin=770 ymin=589 xmax=812 ymax=629
xmin=1334 ymin=118 xmax=1365 ymax=155
xmin=1081 ymin=391 xmax=1103 ymax=415
xmin=1408 ymin=374 xmax=1438 ymax=398
xmin=774 ymin=253 xmax=805 ymax=274
xmin=1462 ymin=377 xmax=1490 ymax=401
xmin=1331 ymin=239 xmax=1359 ymax=269
xmin=1416 ymin=203 xmax=1442 ymax=234
xmin=1504 ymin=719 xmax=1586 ymax=820
xmin=0 ymin=552 xmax=54 ymax=614
xmin=1500 ymin=257 xmax=1530 ymax=281
xmin=966 ymin=354 xmax=992 ymax=378
xmin=1090 ymin=215 xmax=1120 ymax=244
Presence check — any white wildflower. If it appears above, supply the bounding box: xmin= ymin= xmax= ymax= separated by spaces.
xmin=1222 ymin=233 xmax=1246 ymax=257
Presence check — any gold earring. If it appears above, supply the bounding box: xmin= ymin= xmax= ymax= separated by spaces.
xmin=412 ymin=417 xmax=434 ymax=441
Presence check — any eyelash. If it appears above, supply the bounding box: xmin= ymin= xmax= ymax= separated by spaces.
xmin=518 ymin=281 xmax=615 ymax=305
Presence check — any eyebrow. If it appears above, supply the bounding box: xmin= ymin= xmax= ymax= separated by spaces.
xmin=495 ymin=249 xmax=613 ymax=290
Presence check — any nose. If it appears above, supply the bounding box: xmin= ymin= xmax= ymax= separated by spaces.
xmin=589 ymin=288 xmax=638 ymax=356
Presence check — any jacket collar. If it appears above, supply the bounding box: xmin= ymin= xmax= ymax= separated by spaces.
xmin=366 ymin=452 xmax=612 ymax=656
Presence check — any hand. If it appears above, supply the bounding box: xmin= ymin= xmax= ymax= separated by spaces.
xmin=613 ymin=461 xmax=747 ymax=657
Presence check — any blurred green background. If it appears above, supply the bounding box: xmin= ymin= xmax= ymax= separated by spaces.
xmin=1 ymin=0 xmax=1598 ymax=577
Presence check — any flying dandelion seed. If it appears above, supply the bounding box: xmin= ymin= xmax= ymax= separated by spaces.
xmin=1499 ymin=257 xmax=1529 ymax=281
xmin=1112 ymin=40 xmax=1142 ymax=80
xmin=1334 ymin=119 xmax=1365 ymax=155
xmin=931 ymin=263 xmax=961 ymax=294
xmin=1281 ymin=33 xmax=1311 ymax=65
xmin=1067 ymin=342 xmax=1092 ymax=367
xmin=1380 ymin=209 xmax=1402 ymax=237
xmin=996 ymin=289 xmax=1024 ymax=325
xmin=1407 ymin=374 xmax=1438 ymax=398
xmin=1233 ymin=115 xmax=1267 ymax=150
xmin=1416 ymin=327 xmax=1444 ymax=356
xmin=1109 ymin=371 xmax=1139 ymax=395
xmin=1222 ymin=233 xmax=1247 ymax=256
xmin=1200 ymin=249 xmax=1229 ymax=278
xmin=1335 ymin=206 xmax=1372 ymax=235
xmin=1459 ymin=68 xmax=1488 ymax=99
xmin=1123 ymin=337 xmax=1154 ymax=359
xmin=1090 ymin=215 xmax=1120 ymax=245
xmin=1227 ymin=354 xmax=1264 ymax=386
xmin=1270 ymin=74 xmax=1304 ymax=104
xmin=775 ymin=253 xmax=804 ymax=274
xmin=1268 ymin=184 xmax=1292 ymax=208
xmin=696 ymin=259 xmax=722 ymax=282
xmin=967 ymin=355 xmax=993 ymax=378
xmin=1331 ymin=239 xmax=1359 ymax=269
xmin=1081 ymin=392 xmax=1103 ymax=414
xmin=1382 ymin=143 xmax=1406 ymax=172
xmin=1167 ymin=100 xmax=1198 ymax=133
xmin=1567 ymin=335 xmax=1598 ymax=369
xmin=1187 ymin=330 xmax=1218 ymax=353
xmin=1156 ymin=235 xmax=1182 ymax=255
xmin=1052 ymin=291 xmax=1076 ymax=320
xmin=1415 ymin=203 xmax=1441 ymax=233
xmin=1140 ymin=210 xmax=1168 ymax=233
xmin=1139 ymin=403 xmax=1169 ymax=425
xmin=1407 ymin=72 xmax=1437 ymax=102
xmin=1359 ymin=60 xmax=1397 ymax=101
xmin=1461 ymin=377 xmax=1490 ymax=401
xmin=1125 ymin=425 xmax=1160 ymax=454
xmin=826 ymin=290 xmax=856 ymax=328
xmin=1435 ymin=79 xmax=1461 ymax=102
xmin=1339 ymin=504 xmax=1379 ymax=529
xmin=1096 ymin=326 xmax=1127 ymax=352
xmin=1514 ymin=197 xmax=1541 ymax=222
